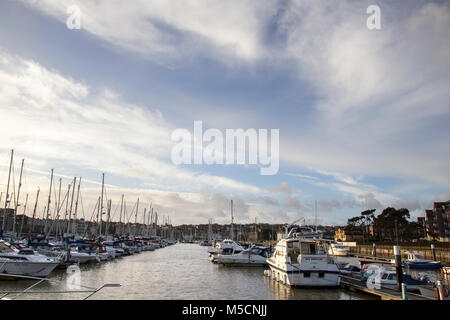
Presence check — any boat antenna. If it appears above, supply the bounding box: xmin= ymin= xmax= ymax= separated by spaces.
xmin=315 ymin=200 xmax=317 ymax=231
xmin=230 ymin=199 xmax=234 ymax=240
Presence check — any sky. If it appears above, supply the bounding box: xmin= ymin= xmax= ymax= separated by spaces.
xmin=0 ymin=0 xmax=449 ymax=226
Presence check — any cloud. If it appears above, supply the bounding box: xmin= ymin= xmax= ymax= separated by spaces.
xmin=282 ymin=196 xmax=302 ymax=210
xmin=317 ymin=198 xmax=341 ymax=213
xmin=278 ymin=1 xmax=450 ymax=185
xmin=391 ymin=199 xmax=422 ymax=212
xmin=19 ymin=0 xmax=279 ymax=64
xmin=271 ymin=181 xmax=292 ymax=194
xmin=0 ymin=49 xmax=269 ymax=224
xmin=358 ymin=193 xmax=383 ymax=210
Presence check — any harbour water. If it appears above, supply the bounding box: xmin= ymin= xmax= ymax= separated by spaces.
xmin=1 ymin=243 xmax=376 ymax=300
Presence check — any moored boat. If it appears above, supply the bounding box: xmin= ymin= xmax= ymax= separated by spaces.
xmin=403 ymin=252 xmax=441 ymax=269
xmin=0 ymin=240 xmax=60 ymax=278
xmin=266 ymin=226 xmax=340 ymax=287
xmin=213 ymin=245 xmax=269 ymax=266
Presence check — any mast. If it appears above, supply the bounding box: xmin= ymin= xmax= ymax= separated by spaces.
xmin=150 ymin=207 xmax=154 ymax=236
xmin=99 ymin=173 xmax=104 ymax=237
xmin=230 ymin=199 xmax=234 ymax=240
xmin=28 ymin=188 xmax=40 ymax=238
xmin=13 ymin=158 xmax=24 ymax=236
xmin=134 ymin=197 xmax=139 ymax=236
xmin=2 ymin=149 xmax=13 ymax=232
xmin=72 ymin=177 xmax=81 ymax=235
xmin=315 ymin=200 xmax=317 ymax=231
xmin=63 ymin=183 xmax=70 ymax=237
xmin=44 ymin=168 xmax=53 ymax=236
xmin=146 ymin=202 xmax=152 ymax=237
xmin=18 ymin=193 xmax=28 ymax=238
xmin=67 ymin=177 xmax=76 ymax=235
xmin=119 ymin=194 xmax=124 ymax=236
xmin=105 ymin=199 xmax=111 ymax=237
xmin=142 ymin=208 xmax=146 ymax=236
xmin=56 ymin=178 xmax=62 ymax=238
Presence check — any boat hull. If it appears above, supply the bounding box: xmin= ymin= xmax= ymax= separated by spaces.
xmin=404 ymin=262 xmax=441 ymax=269
xmin=214 ymin=255 xmax=267 ymax=266
xmin=0 ymin=261 xmax=59 ymax=277
xmin=268 ymin=262 xmax=340 ymax=287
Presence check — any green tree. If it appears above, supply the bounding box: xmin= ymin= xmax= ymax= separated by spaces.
xmin=374 ymin=207 xmax=411 ymax=241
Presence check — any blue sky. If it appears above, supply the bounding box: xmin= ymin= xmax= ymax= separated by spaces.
xmin=0 ymin=0 xmax=449 ymax=226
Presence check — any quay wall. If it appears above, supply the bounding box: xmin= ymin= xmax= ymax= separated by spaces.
xmin=350 ymin=244 xmax=450 ymax=264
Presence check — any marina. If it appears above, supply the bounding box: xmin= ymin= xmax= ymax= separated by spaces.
xmin=0 ymin=243 xmax=374 ymax=300
xmin=1 ymin=1 xmax=450 ymax=307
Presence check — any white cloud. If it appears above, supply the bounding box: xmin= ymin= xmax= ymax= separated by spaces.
xmin=20 ymin=0 xmax=277 ymax=63
xmin=271 ymin=181 xmax=292 ymax=194
xmin=0 ymin=49 xmax=265 ymax=224
xmin=278 ymin=1 xmax=450 ymax=185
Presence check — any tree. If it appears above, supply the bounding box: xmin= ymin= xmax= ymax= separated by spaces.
xmin=373 ymin=207 xmax=411 ymax=241
xmin=361 ymin=209 xmax=376 ymax=242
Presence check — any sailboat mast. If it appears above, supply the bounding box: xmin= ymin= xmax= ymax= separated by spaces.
xmin=18 ymin=193 xmax=28 ymax=238
xmin=315 ymin=200 xmax=317 ymax=231
xmin=28 ymin=188 xmax=40 ymax=238
xmin=230 ymin=199 xmax=234 ymax=240
xmin=72 ymin=177 xmax=81 ymax=235
xmin=2 ymin=149 xmax=14 ymax=232
xmin=99 ymin=173 xmax=104 ymax=237
xmin=13 ymin=158 xmax=24 ymax=236
xmin=134 ymin=197 xmax=139 ymax=236
xmin=44 ymin=168 xmax=53 ymax=236
xmin=119 ymin=194 xmax=124 ymax=236
xmin=67 ymin=177 xmax=76 ymax=234
xmin=105 ymin=199 xmax=111 ymax=237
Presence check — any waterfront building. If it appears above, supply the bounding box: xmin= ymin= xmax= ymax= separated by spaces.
xmin=422 ymin=200 xmax=450 ymax=242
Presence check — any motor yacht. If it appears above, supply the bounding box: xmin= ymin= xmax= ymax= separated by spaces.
xmin=213 ymin=245 xmax=269 ymax=266
xmin=366 ymin=268 xmax=433 ymax=291
xmin=266 ymin=227 xmax=340 ymax=287
xmin=403 ymin=252 xmax=441 ymax=269
xmin=0 ymin=240 xmax=60 ymax=277
xmin=209 ymin=239 xmax=244 ymax=258
xmin=328 ymin=243 xmax=349 ymax=256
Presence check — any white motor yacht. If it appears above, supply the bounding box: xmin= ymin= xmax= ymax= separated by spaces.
xmin=209 ymin=239 xmax=244 ymax=261
xmin=213 ymin=245 xmax=269 ymax=266
xmin=266 ymin=227 xmax=340 ymax=287
xmin=0 ymin=240 xmax=60 ymax=277
xmin=328 ymin=243 xmax=349 ymax=256
xmin=103 ymin=241 xmax=125 ymax=257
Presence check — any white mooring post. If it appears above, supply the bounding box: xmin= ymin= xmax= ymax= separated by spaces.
xmin=401 ymin=283 xmax=408 ymax=300
xmin=436 ymin=280 xmax=445 ymax=300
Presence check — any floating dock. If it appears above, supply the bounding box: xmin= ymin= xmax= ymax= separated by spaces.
xmin=340 ymin=275 xmax=433 ymax=300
